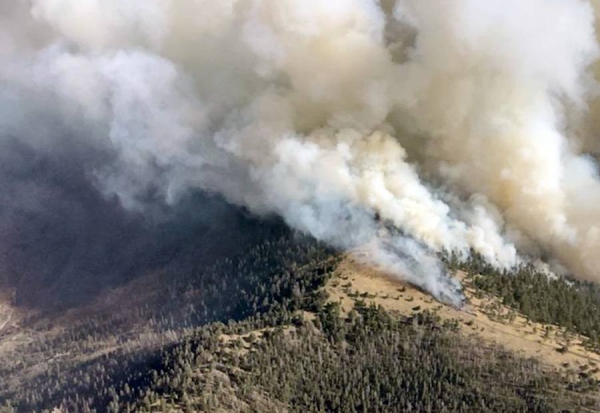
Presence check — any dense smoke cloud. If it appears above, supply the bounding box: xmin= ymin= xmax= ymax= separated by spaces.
xmin=3 ymin=0 xmax=600 ymax=305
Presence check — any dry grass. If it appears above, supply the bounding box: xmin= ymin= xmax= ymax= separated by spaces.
xmin=326 ymin=251 xmax=600 ymax=379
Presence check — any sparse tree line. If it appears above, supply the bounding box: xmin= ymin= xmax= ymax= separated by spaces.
xmin=83 ymin=301 xmax=599 ymax=413
xmin=0 ymin=229 xmax=334 ymax=412
xmin=2 ymin=237 xmax=600 ymax=412
xmin=446 ymin=251 xmax=600 ymax=352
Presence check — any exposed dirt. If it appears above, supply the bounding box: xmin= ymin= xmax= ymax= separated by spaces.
xmin=326 ymin=252 xmax=600 ymax=380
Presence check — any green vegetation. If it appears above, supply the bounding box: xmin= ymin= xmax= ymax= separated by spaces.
xmin=2 ymin=239 xmax=600 ymax=412
xmin=454 ymin=252 xmax=600 ymax=351
xmin=0 ymin=228 xmax=335 ymax=413
xmin=96 ymin=303 xmax=599 ymax=413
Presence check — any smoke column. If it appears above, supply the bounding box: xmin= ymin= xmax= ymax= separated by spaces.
xmin=3 ymin=0 xmax=600 ymax=305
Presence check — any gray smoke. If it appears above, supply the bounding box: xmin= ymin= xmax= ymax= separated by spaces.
xmin=4 ymin=0 xmax=600 ymax=305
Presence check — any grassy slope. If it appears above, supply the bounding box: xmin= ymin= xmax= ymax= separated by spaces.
xmin=327 ymin=254 xmax=600 ymax=380
xmin=2 ymin=239 xmax=600 ymax=412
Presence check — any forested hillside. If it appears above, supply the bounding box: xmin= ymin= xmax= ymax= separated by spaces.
xmin=2 ymin=231 xmax=600 ymax=412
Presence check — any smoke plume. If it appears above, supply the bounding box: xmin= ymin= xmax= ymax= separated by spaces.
xmin=3 ymin=0 xmax=600 ymax=305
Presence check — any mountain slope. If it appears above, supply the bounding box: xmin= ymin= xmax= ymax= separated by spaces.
xmin=327 ymin=253 xmax=600 ymax=380
xmin=1 ymin=235 xmax=600 ymax=412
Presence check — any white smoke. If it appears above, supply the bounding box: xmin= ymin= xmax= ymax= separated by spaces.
xmin=4 ymin=0 xmax=600 ymax=304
